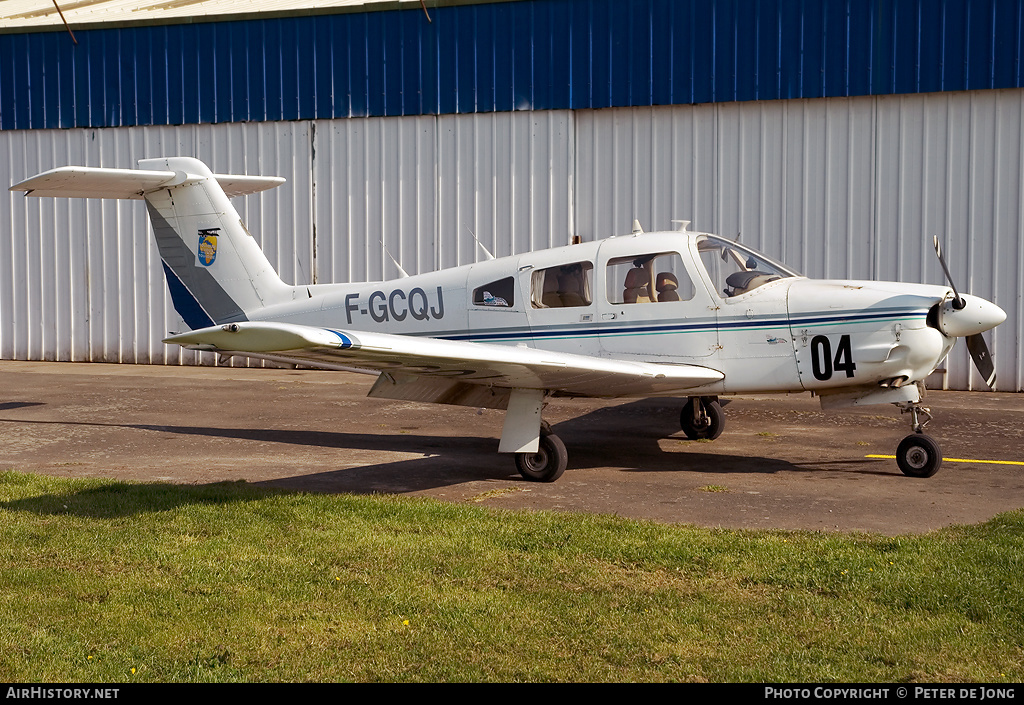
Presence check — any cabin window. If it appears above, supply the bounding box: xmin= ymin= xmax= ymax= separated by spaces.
xmin=473 ymin=277 xmax=515 ymax=307
xmin=530 ymin=262 xmax=594 ymax=308
xmin=606 ymin=252 xmax=694 ymax=304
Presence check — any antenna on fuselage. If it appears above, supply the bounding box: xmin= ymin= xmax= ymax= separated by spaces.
xmin=671 ymin=220 xmax=691 ymax=231
xmin=466 ymin=226 xmax=495 ymax=261
xmin=632 ymin=219 xmax=644 ymax=234
xmin=380 ymin=240 xmax=409 ymax=279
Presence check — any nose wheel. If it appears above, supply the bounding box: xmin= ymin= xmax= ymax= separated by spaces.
xmin=895 ymin=402 xmax=943 ymax=478
xmin=680 ymin=396 xmax=725 ymax=440
xmin=896 ymin=433 xmax=942 ymax=477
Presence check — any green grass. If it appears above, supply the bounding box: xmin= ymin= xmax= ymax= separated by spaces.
xmin=0 ymin=470 xmax=1021 ymax=682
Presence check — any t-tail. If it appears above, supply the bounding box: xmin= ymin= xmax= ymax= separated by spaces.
xmin=9 ymin=156 xmax=294 ymax=329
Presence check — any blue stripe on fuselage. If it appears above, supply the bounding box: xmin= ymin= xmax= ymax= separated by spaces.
xmin=435 ymin=308 xmax=926 ymax=343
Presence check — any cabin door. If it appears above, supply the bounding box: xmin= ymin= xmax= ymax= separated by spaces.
xmin=596 ymin=245 xmax=720 ymax=361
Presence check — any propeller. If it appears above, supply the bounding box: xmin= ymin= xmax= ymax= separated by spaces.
xmin=932 ymin=236 xmax=1000 ymax=389
xmin=966 ymin=333 xmax=996 ymax=389
xmin=932 ymin=237 xmax=965 ymax=310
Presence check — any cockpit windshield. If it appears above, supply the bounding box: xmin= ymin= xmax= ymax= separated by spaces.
xmin=695 ymin=235 xmax=800 ymax=298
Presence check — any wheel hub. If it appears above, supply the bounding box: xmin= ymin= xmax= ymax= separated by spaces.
xmin=905 ymin=447 xmax=930 ymax=469
xmin=524 ymin=449 xmax=549 ymax=470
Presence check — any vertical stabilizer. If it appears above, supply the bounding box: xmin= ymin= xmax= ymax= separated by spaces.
xmin=139 ymin=157 xmax=292 ymax=326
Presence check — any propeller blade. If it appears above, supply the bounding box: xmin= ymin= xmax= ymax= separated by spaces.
xmin=932 ymin=236 xmax=966 ymax=310
xmin=966 ymin=333 xmax=997 ymax=389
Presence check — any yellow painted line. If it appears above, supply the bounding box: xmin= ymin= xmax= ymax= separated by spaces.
xmin=866 ymin=455 xmax=1024 ymax=466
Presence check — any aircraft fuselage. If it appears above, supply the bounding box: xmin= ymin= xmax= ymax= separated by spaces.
xmin=249 ymin=230 xmax=966 ymax=402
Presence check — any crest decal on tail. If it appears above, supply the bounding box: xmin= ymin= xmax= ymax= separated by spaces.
xmin=197 ymin=228 xmax=220 ymax=266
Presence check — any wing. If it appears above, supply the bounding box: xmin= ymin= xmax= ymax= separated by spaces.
xmin=164 ymin=321 xmax=723 ymax=407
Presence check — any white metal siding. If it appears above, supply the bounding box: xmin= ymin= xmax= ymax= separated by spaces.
xmin=2 ymin=91 xmax=1022 ymax=389
xmin=310 ymin=111 xmax=574 ymax=284
xmin=1 ymin=122 xmax=315 ymax=364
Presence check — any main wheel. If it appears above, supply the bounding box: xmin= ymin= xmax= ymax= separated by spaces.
xmin=680 ymin=397 xmax=725 ymax=440
xmin=896 ymin=433 xmax=942 ymax=478
xmin=515 ymin=431 xmax=568 ymax=482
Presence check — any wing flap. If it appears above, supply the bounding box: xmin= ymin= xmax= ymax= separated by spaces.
xmin=164 ymin=321 xmax=723 ymax=398
xmin=368 ymin=373 xmax=512 ymax=409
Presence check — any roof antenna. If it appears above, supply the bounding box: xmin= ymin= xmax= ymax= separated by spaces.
xmin=632 ymin=219 xmax=644 ymax=234
xmin=671 ymin=220 xmax=691 ymax=232
xmin=380 ymin=241 xmax=409 ymax=278
xmin=466 ymin=226 xmax=495 ymax=260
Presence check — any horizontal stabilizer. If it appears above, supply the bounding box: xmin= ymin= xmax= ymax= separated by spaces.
xmin=10 ymin=165 xmax=285 ymax=200
xmin=164 ymin=321 xmax=725 ymax=399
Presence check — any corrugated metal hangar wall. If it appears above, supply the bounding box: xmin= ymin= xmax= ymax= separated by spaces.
xmin=2 ymin=0 xmax=1023 ymax=391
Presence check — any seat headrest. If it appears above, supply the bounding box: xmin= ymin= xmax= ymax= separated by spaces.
xmin=624 ymin=267 xmax=648 ymax=287
xmin=655 ymin=272 xmax=678 ymax=291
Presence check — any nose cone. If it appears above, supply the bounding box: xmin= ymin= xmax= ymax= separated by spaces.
xmin=938 ymin=294 xmax=1006 ymax=338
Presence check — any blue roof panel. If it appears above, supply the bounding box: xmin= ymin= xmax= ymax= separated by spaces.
xmin=991 ymin=0 xmax=1023 ymax=87
xmin=1 ymin=0 xmax=1022 ymax=130
xmin=690 ymin=1 xmax=716 ymax=104
xmin=892 ymin=0 xmax=920 ymax=95
xmin=491 ymin=3 xmax=514 ymax=112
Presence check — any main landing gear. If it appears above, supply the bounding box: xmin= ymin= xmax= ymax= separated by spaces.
xmin=514 ymin=422 xmax=568 ymax=482
xmin=895 ymin=402 xmax=942 ymax=478
xmin=680 ymin=396 xmax=725 ymax=440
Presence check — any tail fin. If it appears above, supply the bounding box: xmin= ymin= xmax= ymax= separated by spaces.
xmin=137 ymin=157 xmax=293 ymax=326
xmin=11 ymin=156 xmax=294 ymax=328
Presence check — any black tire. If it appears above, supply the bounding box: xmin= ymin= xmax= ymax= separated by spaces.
xmin=896 ymin=433 xmax=942 ymax=478
xmin=680 ymin=397 xmax=725 ymax=440
xmin=515 ymin=432 xmax=568 ymax=482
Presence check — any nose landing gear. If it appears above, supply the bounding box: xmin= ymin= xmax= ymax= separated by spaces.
xmin=895 ymin=402 xmax=942 ymax=478
xmin=680 ymin=396 xmax=725 ymax=440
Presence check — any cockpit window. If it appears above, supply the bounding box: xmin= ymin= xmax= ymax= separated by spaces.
xmin=696 ymin=235 xmax=798 ymax=298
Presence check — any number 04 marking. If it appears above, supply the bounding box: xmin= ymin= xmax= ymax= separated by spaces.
xmin=810 ymin=334 xmax=857 ymax=381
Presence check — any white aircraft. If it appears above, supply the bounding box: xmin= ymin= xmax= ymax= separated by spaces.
xmin=11 ymin=157 xmax=1006 ymax=482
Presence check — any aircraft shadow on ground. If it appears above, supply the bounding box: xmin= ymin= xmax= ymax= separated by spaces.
xmin=547 ymin=400 xmax=891 ymax=477
xmin=0 ymin=396 xmax=891 ymax=500
xmin=0 ymin=474 xmax=343 ymax=519
xmin=142 ymin=397 xmax=885 ymax=490
xmin=132 ymin=405 xmax=817 ymax=488
xmin=0 ymin=402 xmax=45 ymax=411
